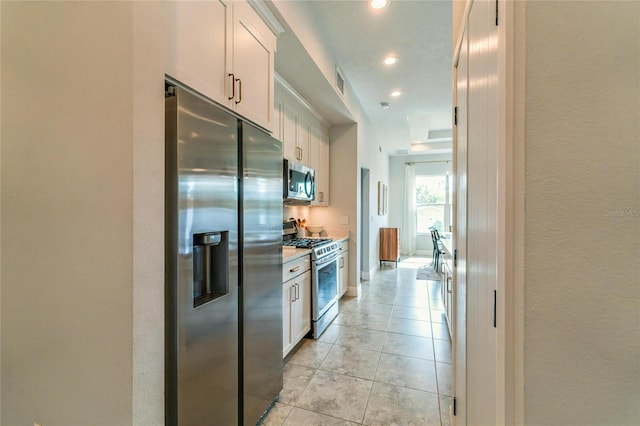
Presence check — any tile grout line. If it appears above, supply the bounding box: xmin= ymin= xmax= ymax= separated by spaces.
xmin=359 ymin=323 xmax=392 ymax=425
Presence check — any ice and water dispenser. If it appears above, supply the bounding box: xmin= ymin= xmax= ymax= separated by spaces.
xmin=192 ymin=231 xmax=229 ymax=308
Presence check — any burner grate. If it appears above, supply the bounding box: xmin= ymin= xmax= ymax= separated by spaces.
xmin=283 ymin=238 xmax=333 ymax=249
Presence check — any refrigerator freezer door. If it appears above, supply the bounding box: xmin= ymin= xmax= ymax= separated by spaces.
xmin=166 ymin=87 xmax=239 ymax=425
xmin=240 ymin=122 xmax=284 ymax=425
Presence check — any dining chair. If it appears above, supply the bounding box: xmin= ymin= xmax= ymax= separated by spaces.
xmin=429 ymin=227 xmax=444 ymax=271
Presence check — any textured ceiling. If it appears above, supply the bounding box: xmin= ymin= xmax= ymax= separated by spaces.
xmin=305 ymin=0 xmax=453 ymax=156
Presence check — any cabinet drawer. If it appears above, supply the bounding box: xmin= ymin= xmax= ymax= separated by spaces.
xmin=282 ymin=255 xmax=310 ymax=282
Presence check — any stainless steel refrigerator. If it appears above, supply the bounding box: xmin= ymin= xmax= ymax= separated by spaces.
xmin=165 ymin=85 xmax=283 ymax=425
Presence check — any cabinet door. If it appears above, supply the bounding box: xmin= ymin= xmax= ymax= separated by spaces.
xmin=273 ymin=92 xmax=284 ymax=142
xmin=310 ymin=126 xmax=329 ymax=206
xmin=282 ymin=104 xmax=298 ymax=162
xmin=338 ymin=252 xmax=349 ymax=296
xmin=282 ymin=281 xmax=293 ymax=357
xmin=164 ymin=0 xmax=231 ymax=105
xmin=297 ymin=116 xmax=311 ymax=167
xmin=232 ymin=0 xmax=275 ymax=131
xmin=292 ymin=271 xmax=311 ymax=343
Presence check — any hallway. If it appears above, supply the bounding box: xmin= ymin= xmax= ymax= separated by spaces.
xmin=264 ymin=257 xmax=452 ymax=425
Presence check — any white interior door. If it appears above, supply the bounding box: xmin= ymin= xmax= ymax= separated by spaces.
xmin=454 ymin=21 xmax=469 ymax=426
xmin=465 ymin=0 xmax=499 ymax=424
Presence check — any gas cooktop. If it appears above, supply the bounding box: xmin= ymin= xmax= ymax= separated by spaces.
xmin=282 ymin=237 xmax=333 ymax=249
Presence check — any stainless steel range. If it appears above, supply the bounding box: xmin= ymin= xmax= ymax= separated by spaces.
xmin=283 ymin=231 xmax=340 ymax=338
xmin=307 ymin=240 xmax=340 ymax=338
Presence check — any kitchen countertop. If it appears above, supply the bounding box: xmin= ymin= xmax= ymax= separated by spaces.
xmin=330 ymin=236 xmax=348 ymax=243
xmin=283 ymin=247 xmax=311 ymax=263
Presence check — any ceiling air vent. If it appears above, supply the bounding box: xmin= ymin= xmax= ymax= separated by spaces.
xmin=395 ymin=149 xmax=409 ymax=156
xmin=336 ymin=67 xmax=345 ymax=96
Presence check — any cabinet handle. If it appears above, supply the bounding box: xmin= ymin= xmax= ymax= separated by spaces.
xmin=290 ymin=286 xmax=295 ymax=303
xmin=235 ymin=78 xmax=242 ymax=104
xmin=339 ymin=258 xmax=344 ymax=268
xmin=295 ymin=283 xmax=300 ymax=300
xmin=289 ymin=265 xmax=300 ymax=273
xmin=447 ymin=276 xmax=452 ymax=293
xmin=228 ymin=73 xmax=235 ymax=100
xmin=318 ymin=192 xmax=324 ymax=202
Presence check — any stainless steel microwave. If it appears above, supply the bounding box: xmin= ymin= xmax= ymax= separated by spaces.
xmin=283 ymin=159 xmax=315 ymax=203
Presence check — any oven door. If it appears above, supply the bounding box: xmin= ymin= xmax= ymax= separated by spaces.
xmin=312 ymin=253 xmax=339 ymax=320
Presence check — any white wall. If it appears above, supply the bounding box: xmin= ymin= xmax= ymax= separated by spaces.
xmin=272 ymin=0 xmax=390 ymax=290
xmin=132 ymin=3 xmax=165 ymax=425
xmin=389 ymin=153 xmax=452 ymax=254
xmin=309 ymin=124 xmax=361 ymax=293
xmin=1 ymin=2 xmax=164 ymax=424
xmin=357 ymin=115 xmax=390 ymax=278
xmin=518 ymin=1 xmax=639 ymax=424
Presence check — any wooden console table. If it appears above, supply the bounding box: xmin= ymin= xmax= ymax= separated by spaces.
xmin=379 ymin=227 xmax=400 ymax=266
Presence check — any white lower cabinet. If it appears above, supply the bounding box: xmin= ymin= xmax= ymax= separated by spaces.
xmin=282 ymin=256 xmax=311 ymax=357
xmin=337 ymin=240 xmax=349 ymax=297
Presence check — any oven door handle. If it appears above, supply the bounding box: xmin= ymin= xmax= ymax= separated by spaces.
xmin=315 ymin=252 xmax=339 ymax=266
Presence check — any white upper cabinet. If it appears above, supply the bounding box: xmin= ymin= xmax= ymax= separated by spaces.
xmin=165 ymin=0 xmax=277 ymax=132
xmin=275 ymin=80 xmax=331 ymax=205
xmin=273 ymin=91 xmax=283 ymax=142
xmin=282 ymin=102 xmax=298 ymax=162
xmin=231 ymin=1 xmax=276 ymax=131
xmin=310 ymin=125 xmax=330 ymax=206
xmin=297 ymin=115 xmax=311 ymax=167
xmin=164 ymin=1 xmax=231 ymax=105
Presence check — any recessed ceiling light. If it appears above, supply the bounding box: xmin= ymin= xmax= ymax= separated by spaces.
xmin=390 ymin=90 xmax=402 ymax=97
xmin=383 ymin=56 xmax=398 ymax=65
xmin=369 ymin=0 xmax=389 ymax=10
xmin=380 ymin=102 xmax=390 ymax=109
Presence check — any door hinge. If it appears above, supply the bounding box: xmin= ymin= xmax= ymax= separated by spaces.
xmin=453 ymin=249 xmax=457 ymax=267
xmin=453 ymin=397 xmax=457 ymax=416
xmin=493 ymin=289 xmax=497 ymax=328
xmin=454 ymin=106 xmax=458 ymax=126
xmin=495 ymin=0 xmax=499 ymax=26
xmin=165 ymin=83 xmax=176 ymax=98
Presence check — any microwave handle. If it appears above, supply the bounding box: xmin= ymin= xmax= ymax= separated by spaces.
xmin=305 ymin=171 xmax=315 ymax=199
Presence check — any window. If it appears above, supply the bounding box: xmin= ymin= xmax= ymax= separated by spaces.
xmin=416 ymin=175 xmax=450 ymax=233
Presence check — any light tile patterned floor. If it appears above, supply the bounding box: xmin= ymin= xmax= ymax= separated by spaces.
xmin=262 ymin=256 xmax=452 ymax=426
